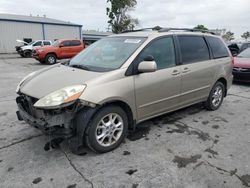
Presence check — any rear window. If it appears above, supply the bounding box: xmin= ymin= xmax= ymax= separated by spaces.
xmin=205 ymin=36 xmax=229 ymax=59
xmin=178 ymin=36 xmax=210 ymax=64
xmin=70 ymin=40 xmax=81 ymax=46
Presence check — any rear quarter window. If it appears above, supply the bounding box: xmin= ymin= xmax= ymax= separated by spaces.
xmin=205 ymin=36 xmax=229 ymax=59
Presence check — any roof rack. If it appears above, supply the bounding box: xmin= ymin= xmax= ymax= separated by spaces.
xmin=159 ymin=28 xmax=215 ymax=35
xmin=121 ymin=27 xmax=162 ymax=33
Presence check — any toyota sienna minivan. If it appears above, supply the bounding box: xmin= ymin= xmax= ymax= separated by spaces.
xmin=16 ymin=28 xmax=233 ymax=153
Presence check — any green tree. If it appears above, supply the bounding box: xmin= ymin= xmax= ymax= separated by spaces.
xmin=222 ymin=31 xmax=235 ymax=41
xmin=193 ymin=25 xmax=208 ymax=31
xmin=106 ymin=0 xmax=139 ymax=33
xmin=241 ymin=31 xmax=250 ymax=41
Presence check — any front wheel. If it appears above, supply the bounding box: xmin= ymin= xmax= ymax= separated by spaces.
xmin=45 ymin=54 xmax=56 ymax=65
xmin=84 ymin=106 xmax=128 ymax=153
xmin=24 ymin=50 xmax=31 ymax=58
xmin=205 ymin=81 xmax=225 ymax=111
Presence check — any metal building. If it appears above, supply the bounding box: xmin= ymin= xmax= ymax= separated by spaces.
xmin=0 ymin=13 xmax=82 ymax=53
xmin=82 ymin=30 xmax=112 ymax=45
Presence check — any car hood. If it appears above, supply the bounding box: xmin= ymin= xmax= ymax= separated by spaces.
xmin=16 ymin=39 xmax=28 ymax=45
xmin=21 ymin=45 xmax=32 ymax=50
xmin=39 ymin=45 xmax=58 ymax=51
xmin=20 ymin=64 xmax=104 ymax=99
xmin=234 ymin=57 xmax=250 ymax=68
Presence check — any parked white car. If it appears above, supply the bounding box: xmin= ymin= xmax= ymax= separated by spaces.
xmin=16 ymin=40 xmax=52 ymax=57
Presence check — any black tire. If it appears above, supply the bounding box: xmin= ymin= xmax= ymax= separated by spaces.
xmin=24 ymin=50 xmax=31 ymax=58
xmin=39 ymin=60 xmax=46 ymax=64
xmin=20 ymin=54 xmax=25 ymax=58
xmin=205 ymin=81 xmax=225 ymax=111
xmin=45 ymin=54 xmax=56 ymax=65
xmin=84 ymin=105 xmax=128 ymax=153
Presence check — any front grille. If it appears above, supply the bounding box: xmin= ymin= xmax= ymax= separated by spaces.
xmin=233 ymin=67 xmax=250 ymax=72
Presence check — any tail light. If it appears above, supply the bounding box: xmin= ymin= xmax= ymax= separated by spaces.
xmin=231 ymin=55 xmax=235 ymax=65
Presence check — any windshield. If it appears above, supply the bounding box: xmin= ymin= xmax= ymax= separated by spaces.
xmin=237 ymin=48 xmax=250 ymax=58
xmin=53 ymin=40 xmax=61 ymax=47
xmin=69 ymin=37 xmax=146 ymax=72
xmin=28 ymin=41 xmax=35 ymax=45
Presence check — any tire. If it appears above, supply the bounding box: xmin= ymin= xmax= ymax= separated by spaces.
xmin=24 ymin=50 xmax=31 ymax=58
xmin=20 ymin=54 xmax=25 ymax=58
xmin=84 ymin=105 xmax=128 ymax=153
xmin=45 ymin=54 xmax=56 ymax=65
xmin=205 ymin=81 xmax=225 ymax=111
xmin=39 ymin=60 xmax=46 ymax=64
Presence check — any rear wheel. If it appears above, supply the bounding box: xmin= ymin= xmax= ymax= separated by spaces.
xmin=45 ymin=54 xmax=56 ymax=65
xmin=205 ymin=81 xmax=225 ymax=111
xmin=84 ymin=105 xmax=128 ymax=153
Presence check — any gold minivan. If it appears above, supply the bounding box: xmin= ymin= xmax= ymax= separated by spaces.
xmin=16 ymin=28 xmax=233 ymax=153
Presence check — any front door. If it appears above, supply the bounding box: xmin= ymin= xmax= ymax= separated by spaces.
xmin=134 ymin=37 xmax=182 ymax=121
xmin=60 ymin=41 xmax=73 ymax=58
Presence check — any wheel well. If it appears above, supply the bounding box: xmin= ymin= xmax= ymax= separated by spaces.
xmin=217 ymin=77 xmax=227 ymax=96
xmin=46 ymin=53 xmax=57 ymax=59
xmin=102 ymin=101 xmax=135 ymax=131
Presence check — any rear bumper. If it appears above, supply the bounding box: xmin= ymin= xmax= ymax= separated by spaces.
xmin=233 ymin=71 xmax=250 ymax=82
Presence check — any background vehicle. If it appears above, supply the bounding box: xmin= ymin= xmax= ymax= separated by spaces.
xmin=233 ymin=48 xmax=250 ymax=82
xmin=33 ymin=39 xmax=85 ymax=64
xmin=17 ymin=40 xmax=52 ymax=57
xmin=228 ymin=42 xmax=250 ymax=56
xmin=15 ymin=39 xmax=28 ymax=55
xmin=16 ymin=28 xmax=233 ymax=153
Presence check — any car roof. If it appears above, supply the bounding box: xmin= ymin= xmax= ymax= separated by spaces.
xmin=110 ymin=30 xmax=217 ymax=38
xmin=59 ymin=39 xmax=81 ymax=41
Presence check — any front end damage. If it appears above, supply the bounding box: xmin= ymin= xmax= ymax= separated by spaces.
xmin=16 ymin=94 xmax=97 ymax=152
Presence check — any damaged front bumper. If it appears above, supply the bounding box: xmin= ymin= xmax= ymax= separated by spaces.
xmin=16 ymin=95 xmax=77 ymax=138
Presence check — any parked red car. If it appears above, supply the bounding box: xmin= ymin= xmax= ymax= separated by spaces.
xmin=33 ymin=39 xmax=85 ymax=64
xmin=233 ymin=48 xmax=250 ymax=82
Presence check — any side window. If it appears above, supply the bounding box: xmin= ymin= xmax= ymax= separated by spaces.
xmin=205 ymin=36 xmax=229 ymax=59
xmin=62 ymin=41 xmax=71 ymax=47
xmin=178 ymin=36 xmax=210 ymax=64
xmin=70 ymin=40 xmax=81 ymax=46
xmin=43 ymin=41 xmax=51 ymax=46
xmin=33 ymin=41 xmax=42 ymax=46
xmin=136 ymin=37 xmax=176 ymax=69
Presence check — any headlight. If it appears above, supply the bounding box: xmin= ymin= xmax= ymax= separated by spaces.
xmin=16 ymin=71 xmax=37 ymax=93
xmin=34 ymin=85 xmax=86 ymax=108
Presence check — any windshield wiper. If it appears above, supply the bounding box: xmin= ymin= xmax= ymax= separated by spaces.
xmin=70 ymin=64 xmax=90 ymax=70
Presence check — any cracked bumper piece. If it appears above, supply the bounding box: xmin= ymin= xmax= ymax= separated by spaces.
xmin=16 ymin=95 xmax=76 ymax=138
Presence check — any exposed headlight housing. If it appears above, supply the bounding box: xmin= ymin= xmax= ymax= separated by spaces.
xmin=34 ymin=85 xmax=86 ymax=109
xmin=16 ymin=71 xmax=37 ymax=93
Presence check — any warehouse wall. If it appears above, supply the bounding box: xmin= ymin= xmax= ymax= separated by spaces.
xmin=0 ymin=21 xmax=43 ymax=53
xmin=0 ymin=21 xmax=81 ymax=53
xmin=44 ymin=25 xmax=80 ymax=42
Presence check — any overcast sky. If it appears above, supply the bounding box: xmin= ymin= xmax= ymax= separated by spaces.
xmin=0 ymin=0 xmax=249 ymax=39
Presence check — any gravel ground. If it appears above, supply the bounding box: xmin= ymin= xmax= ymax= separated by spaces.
xmin=0 ymin=56 xmax=250 ymax=188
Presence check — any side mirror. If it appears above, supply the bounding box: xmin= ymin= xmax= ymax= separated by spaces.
xmin=138 ymin=59 xmax=157 ymax=73
xmin=59 ymin=43 xmax=64 ymax=47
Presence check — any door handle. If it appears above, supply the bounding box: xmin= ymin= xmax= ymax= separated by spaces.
xmin=182 ymin=67 xmax=190 ymax=73
xmin=171 ymin=70 xmax=180 ymax=75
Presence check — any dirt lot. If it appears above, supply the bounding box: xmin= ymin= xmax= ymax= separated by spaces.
xmin=0 ymin=55 xmax=250 ymax=188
